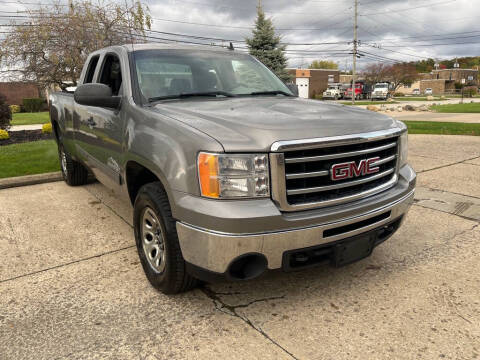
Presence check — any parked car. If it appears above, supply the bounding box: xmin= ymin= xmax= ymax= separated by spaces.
xmin=49 ymin=44 xmax=416 ymax=294
xmin=424 ymin=88 xmax=433 ymax=95
xmin=412 ymin=89 xmax=421 ymax=96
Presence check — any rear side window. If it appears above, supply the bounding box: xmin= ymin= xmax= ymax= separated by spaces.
xmin=98 ymin=54 xmax=123 ymax=96
xmin=84 ymin=55 xmax=99 ymax=84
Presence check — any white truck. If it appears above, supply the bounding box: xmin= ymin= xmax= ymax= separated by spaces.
xmin=322 ymin=83 xmax=344 ymax=100
xmin=371 ymin=82 xmax=392 ymax=101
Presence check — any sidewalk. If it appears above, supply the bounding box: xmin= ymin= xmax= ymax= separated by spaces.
xmin=10 ymin=124 xmax=44 ymax=131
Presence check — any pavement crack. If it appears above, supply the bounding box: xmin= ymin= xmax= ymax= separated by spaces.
xmin=200 ymin=286 xmax=298 ymax=359
xmin=417 ymin=155 xmax=480 ymax=174
xmin=412 ymin=203 xmax=480 ymax=223
xmin=0 ymin=245 xmax=135 ymax=285
xmin=421 ymin=186 xmax=480 ymax=201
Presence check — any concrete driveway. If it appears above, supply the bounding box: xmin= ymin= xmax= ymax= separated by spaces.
xmin=1 ymin=135 xmax=480 ymax=360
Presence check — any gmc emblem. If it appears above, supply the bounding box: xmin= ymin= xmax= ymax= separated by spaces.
xmin=331 ymin=157 xmax=380 ymax=181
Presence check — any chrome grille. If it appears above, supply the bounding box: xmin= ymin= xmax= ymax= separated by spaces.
xmin=270 ymin=130 xmax=402 ymax=212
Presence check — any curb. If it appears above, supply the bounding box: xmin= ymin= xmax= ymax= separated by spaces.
xmin=0 ymin=172 xmax=63 ymax=190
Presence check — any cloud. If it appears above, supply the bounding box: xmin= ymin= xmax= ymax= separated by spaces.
xmin=1 ymin=0 xmax=478 ymax=70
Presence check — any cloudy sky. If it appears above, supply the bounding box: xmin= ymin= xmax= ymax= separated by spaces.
xmin=1 ymin=0 xmax=479 ymax=70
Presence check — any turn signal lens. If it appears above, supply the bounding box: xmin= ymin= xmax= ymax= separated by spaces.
xmin=198 ymin=153 xmax=219 ymax=198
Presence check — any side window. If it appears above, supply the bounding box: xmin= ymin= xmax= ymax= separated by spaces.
xmin=84 ymin=55 xmax=99 ymax=84
xmin=98 ymin=54 xmax=122 ymax=96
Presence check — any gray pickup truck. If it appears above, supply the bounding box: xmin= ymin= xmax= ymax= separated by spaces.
xmin=50 ymin=44 xmax=416 ymax=294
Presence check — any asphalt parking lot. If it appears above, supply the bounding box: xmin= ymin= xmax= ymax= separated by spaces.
xmin=1 ymin=134 xmax=480 ymax=360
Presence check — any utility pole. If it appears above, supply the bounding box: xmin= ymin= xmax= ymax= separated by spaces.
xmin=352 ymin=0 xmax=358 ymax=105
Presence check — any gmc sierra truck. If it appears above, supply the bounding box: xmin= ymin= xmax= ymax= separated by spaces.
xmin=49 ymin=44 xmax=416 ymax=294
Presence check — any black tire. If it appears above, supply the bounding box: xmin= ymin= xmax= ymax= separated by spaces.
xmin=134 ymin=182 xmax=198 ymax=294
xmin=58 ymin=144 xmax=89 ymax=186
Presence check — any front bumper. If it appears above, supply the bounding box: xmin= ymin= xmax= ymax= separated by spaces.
xmin=175 ymin=164 xmax=416 ymax=276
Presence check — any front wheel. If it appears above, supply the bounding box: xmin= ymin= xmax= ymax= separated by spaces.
xmin=134 ymin=182 xmax=198 ymax=294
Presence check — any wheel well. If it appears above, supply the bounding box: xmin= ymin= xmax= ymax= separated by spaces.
xmin=125 ymin=161 xmax=162 ymax=204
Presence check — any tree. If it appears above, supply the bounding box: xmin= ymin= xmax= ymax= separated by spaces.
xmin=388 ymin=63 xmax=418 ymax=90
xmin=246 ymin=5 xmax=290 ymax=82
xmin=363 ymin=63 xmax=389 ymax=85
xmin=0 ymin=93 xmax=12 ymax=130
xmin=0 ymin=0 xmax=151 ymax=91
xmin=309 ymin=60 xmax=338 ymax=70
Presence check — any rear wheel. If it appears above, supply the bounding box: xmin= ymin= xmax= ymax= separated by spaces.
xmin=134 ymin=182 xmax=198 ymax=294
xmin=58 ymin=144 xmax=89 ymax=186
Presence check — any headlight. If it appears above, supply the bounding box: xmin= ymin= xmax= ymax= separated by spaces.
xmin=398 ymin=127 xmax=408 ymax=168
xmin=197 ymin=152 xmax=269 ymax=199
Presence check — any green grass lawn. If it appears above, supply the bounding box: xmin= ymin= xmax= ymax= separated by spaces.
xmin=430 ymin=103 xmax=480 ymax=113
xmin=11 ymin=112 xmax=50 ymax=126
xmin=404 ymin=121 xmax=480 ymax=136
xmin=0 ymin=140 xmax=60 ymax=178
xmin=340 ymin=101 xmax=397 ymax=105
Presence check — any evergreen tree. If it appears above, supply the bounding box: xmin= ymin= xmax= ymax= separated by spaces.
xmin=246 ymin=5 xmax=290 ymax=82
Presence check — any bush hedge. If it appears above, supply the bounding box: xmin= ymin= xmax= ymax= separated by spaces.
xmin=9 ymin=104 xmax=21 ymax=113
xmin=22 ymin=98 xmax=45 ymax=112
xmin=42 ymin=123 xmax=52 ymax=134
xmin=0 ymin=129 xmax=9 ymax=140
xmin=0 ymin=93 xmax=12 ymax=130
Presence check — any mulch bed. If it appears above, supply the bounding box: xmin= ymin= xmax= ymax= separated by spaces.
xmin=0 ymin=129 xmax=53 ymax=146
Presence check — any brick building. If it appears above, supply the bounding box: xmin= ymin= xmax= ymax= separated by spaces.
xmin=288 ymin=69 xmax=340 ymax=99
xmin=417 ymin=68 xmax=479 ymax=94
xmin=429 ymin=69 xmax=478 ymax=85
xmin=419 ymin=79 xmax=456 ymax=95
xmin=0 ymin=82 xmax=41 ymax=105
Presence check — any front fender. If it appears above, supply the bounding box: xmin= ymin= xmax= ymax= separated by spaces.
xmin=123 ymin=104 xmax=224 ymax=198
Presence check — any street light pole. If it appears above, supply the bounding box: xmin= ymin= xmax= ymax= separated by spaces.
xmin=352 ymin=0 xmax=358 ymax=105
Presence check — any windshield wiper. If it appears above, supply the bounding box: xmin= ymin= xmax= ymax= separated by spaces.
xmin=247 ymin=90 xmax=294 ymax=97
xmin=148 ymin=91 xmax=236 ymax=102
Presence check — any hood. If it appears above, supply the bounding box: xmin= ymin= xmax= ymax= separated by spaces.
xmin=151 ymin=97 xmax=398 ymax=152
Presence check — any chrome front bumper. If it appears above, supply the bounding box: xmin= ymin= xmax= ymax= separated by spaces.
xmin=176 ymin=188 xmax=415 ymax=274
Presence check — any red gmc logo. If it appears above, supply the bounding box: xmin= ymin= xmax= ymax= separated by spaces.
xmin=331 ymin=157 xmax=380 ymax=181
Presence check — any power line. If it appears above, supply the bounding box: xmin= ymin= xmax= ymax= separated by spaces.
xmin=359 ymin=0 xmax=457 ymax=16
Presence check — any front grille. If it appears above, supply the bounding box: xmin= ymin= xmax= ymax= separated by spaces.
xmin=282 ymin=137 xmax=399 ymax=207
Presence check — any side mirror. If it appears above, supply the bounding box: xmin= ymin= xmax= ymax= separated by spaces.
xmin=74 ymin=83 xmax=121 ymax=109
xmin=286 ymin=83 xmax=299 ymax=97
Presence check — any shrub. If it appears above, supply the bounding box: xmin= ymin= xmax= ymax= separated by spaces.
xmin=464 ymin=87 xmax=478 ymax=97
xmin=9 ymin=104 xmax=21 ymax=113
xmin=394 ymin=92 xmax=404 ymax=97
xmin=42 ymin=123 xmax=52 ymax=134
xmin=22 ymin=98 xmax=45 ymax=112
xmin=0 ymin=93 xmax=12 ymax=130
xmin=0 ymin=129 xmax=9 ymax=140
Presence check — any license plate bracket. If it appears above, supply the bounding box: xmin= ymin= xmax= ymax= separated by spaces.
xmin=332 ymin=234 xmax=375 ymax=267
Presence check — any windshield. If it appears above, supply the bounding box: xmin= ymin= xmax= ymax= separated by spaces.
xmin=375 ymin=84 xmax=388 ymax=88
xmin=133 ymin=49 xmax=293 ymax=101
xmin=327 ymin=86 xmax=337 ymax=90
